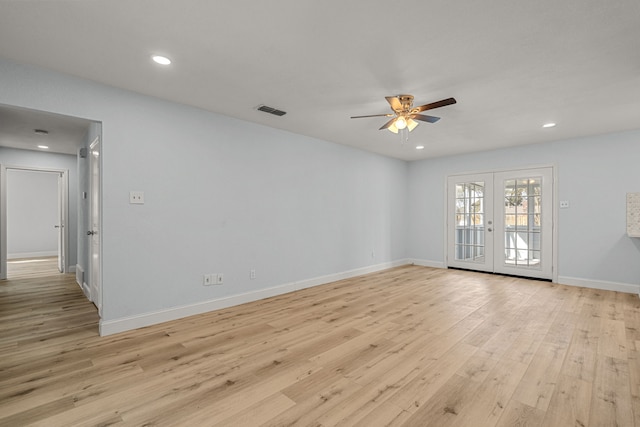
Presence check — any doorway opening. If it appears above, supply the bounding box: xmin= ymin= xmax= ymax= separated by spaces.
xmin=1 ymin=166 xmax=69 ymax=280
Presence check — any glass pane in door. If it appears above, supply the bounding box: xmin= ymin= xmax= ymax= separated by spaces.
xmin=503 ymin=177 xmax=542 ymax=267
xmin=454 ymin=181 xmax=485 ymax=262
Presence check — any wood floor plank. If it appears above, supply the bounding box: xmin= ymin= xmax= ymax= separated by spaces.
xmin=388 ymin=342 xmax=479 ymax=412
xmin=627 ymin=339 xmax=640 ymax=426
xmin=0 ymin=362 xmax=141 ymax=419
xmin=588 ymin=354 xmax=634 ymax=427
xmin=598 ymin=317 xmax=628 ymax=360
xmin=562 ymin=316 xmax=599 ymax=383
xmin=542 ymin=373 xmax=592 ymax=427
xmin=260 ymin=376 xmax=364 ymax=427
xmin=401 ymin=373 xmax=482 ymax=427
xmin=213 ymin=392 xmax=295 ymax=427
xmin=349 ymin=401 xmax=412 ymax=427
xmin=511 ymin=340 xmax=568 ymax=412
xmin=0 ymin=399 xmax=78 ymax=426
xmin=494 ymin=399 xmax=545 ymax=427
xmin=448 ymin=357 xmax=529 ymax=427
xmin=455 ymin=350 xmax=500 ymax=384
xmin=2 ymin=261 xmax=640 ymax=426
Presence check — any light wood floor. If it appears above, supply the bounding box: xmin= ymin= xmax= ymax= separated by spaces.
xmin=1 ymin=264 xmax=639 ymax=426
xmin=6 ymin=256 xmax=61 ymax=280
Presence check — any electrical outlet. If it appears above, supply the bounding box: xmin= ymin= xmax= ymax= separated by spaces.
xmin=250 ymin=269 xmax=256 ymax=279
xmin=560 ymin=200 xmax=569 ymax=209
xmin=203 ymin=274 xmax=214 ymax=286
xmin=216 ymin=274 xmax=224 ymax=284
xmin=129 ymin=191 xmax=145 ymax=204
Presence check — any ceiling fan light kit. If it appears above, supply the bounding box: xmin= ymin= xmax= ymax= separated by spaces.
xmin=351 ymin=94 xmax=456 ymax=143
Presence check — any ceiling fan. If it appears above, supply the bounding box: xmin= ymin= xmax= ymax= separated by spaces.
xmin=351 ymin=95 xmax=457 ymax=135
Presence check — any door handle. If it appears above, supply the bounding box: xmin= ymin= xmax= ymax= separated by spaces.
xmin=87 ymin=231 xmax=96 ymax=236
xmin=488 ymin=228 xmax=493 ymax=232
xmin=54 ymin=225 xmax=60 ymax=229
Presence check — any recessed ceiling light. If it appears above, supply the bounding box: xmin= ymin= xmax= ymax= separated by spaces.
xmin=542 ymin=122 xmax=556 ymax=128
xmin=152 ymin=55 xmax=171 ymax=65
xmin=416 ymin=145 xmax=425 ymax=150
xmin=37 ymin=145 xmax=49 ymax=149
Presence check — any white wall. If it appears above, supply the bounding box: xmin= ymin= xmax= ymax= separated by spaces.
xmin=0 ymin=58 xmax=408 ymax=332
xmin=7 ymin=169 xmax=58 ymax=258
xmin=0 ymin=147 xmax=78 ymax=266
xmin=407 ymin=129 xmax=640 ymax=289
xmin=3 ymin=56 xmax=637 ymax=335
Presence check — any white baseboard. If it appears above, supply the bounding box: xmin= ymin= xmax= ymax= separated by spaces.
xmin=557 ymin=276 xmax=640 ymax=295
xmin=7 ymin=251 xmax=57 ymax=259
xmin=75 ymin=264 xmax=84 ymax=286
xmin=99 ymin=259 xmax=411 ymax=336
xmin=96 ymin=264 xmax=640 ymax=336
xmin=408 ymin=259 xmax=446 ymax=269
xmin=408 ymin=262 xmax=639 ymax=296
xmin=81 ymin=281 xmax=91 ymax=300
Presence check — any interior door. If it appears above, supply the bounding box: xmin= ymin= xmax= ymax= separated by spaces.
xmin=56 ymin=172 xmax=65 ymax=273
xmin=447 ymin=167 xmax=553 ymax=280
xmin=89 ymin=137 xmax=102 ymax=314
xmin=0 ymin=165 xmax=5 ymax=280
xmin=447 ymin=173 xmax=494 ymax=272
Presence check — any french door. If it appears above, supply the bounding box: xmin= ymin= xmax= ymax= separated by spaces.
xmin=447 ymin=167 xmax=553 ymax=280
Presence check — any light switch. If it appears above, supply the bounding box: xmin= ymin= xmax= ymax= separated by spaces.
xmin=130 ymin=191 xmax=145 ymax=204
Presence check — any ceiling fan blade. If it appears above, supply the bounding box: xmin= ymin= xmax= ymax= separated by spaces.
xmin=385 ymin=96 xmax=403 ymax=112
xmin=379 ymin=117 xmax=397 ymax=130
xmin=350 ymin=113 xmax=394 ymax=119
xmin=414 ymin=97 xmax=457 ymax=113
xmin=411 ymin=114 xmax=441 ymax=123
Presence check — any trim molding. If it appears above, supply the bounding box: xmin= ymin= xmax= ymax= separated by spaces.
xmin=97 ymin=261 xmax=640 ymax=336
xmin=99 ymin=259 xmax=410 ymax=336
xmin=409 ymin=259 xmax=446 ymax=269
xmin=557 ymin=275 xmax=640 ymax=295
xmin=7 ymin=251 xmax=57 ymax=259
xmin=81 ymin=281 xmax=91 ymax=300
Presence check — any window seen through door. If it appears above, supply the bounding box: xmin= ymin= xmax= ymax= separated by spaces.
xmin=455 ymin=182 xmax=485 ymax=261
xmin=504 ymin=178 xmax=541 ymax=266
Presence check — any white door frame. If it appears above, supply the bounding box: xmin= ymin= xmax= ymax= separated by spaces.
xmin=445 ymin=164 xmax=558 ymax=283
xmin=0 ymin=164 xmax=69 ymax=279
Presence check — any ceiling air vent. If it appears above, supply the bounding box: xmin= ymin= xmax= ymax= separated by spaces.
xmin=256 ymin=104 xmax=287 ymax=116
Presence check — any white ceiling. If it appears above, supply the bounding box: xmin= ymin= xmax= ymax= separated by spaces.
xmin=0 ymin=104 xmax=91 ymax=155
xmin=0 ymin=0 xmax=639 ymax=160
